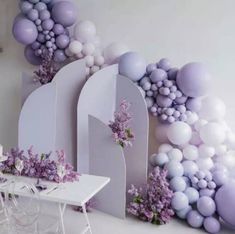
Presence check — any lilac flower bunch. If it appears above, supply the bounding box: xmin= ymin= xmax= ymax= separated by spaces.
xmin=127 ymin=167 xmax=174 ymax=225
xmin=34 ymin=50 xmax=60 ymax=85
xmin=109 ymin=100 xmax=134 ymax=148
xmin=0 ymin=147 xmax=79 ymax=183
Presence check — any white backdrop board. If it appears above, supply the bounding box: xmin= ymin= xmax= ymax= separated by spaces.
xmin=89 ymin=115 xmax=126 ymax=219
xmin=21 ymin=72 xmax=40 ymax=106
xmin=77 ymin=65 xmax=118 ymax=173
xmin=52 ymin=60 xmax=86 ymax=167
xmin=18 ymin=83 xmax=57 ymax=154
xmin=116 ymin=75 xmax=149 ymax=199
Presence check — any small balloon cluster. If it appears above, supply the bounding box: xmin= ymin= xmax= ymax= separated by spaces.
xmin=13 ymin=0 xmax=78 ymax=65
xmin=149 ymin=95 xmax=235 ymax=233
xmin=118 ymin=52 xmax=211 ymax=123
xmin=65 ymin=20 xmax=106 ymax=78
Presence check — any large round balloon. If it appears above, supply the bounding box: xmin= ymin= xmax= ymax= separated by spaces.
xmin=51 ymin=1 xmax=77 ymax=27
xmin=119 ymin=52 xmax=146 ymax=81
xmin=167 ymin=121 xmax=192 ymax=145
xmin=199 ymin=96 xmax=226 ymax=121
xmin=104 ymin=42 xmax=130 ymax=64
xmin=215 ymin=181 xmax=235 ymax=226
xmin=200 ymin=122 xmax=226 ymax=146
xmin=176 ymin=62 xmax=211 ymax=98
xmin=12 ymin=18 xmax=38 ymax=45
xmin=74 ymin=20 xmax=96 ymax=43
xmin=24 ymin=46 xmax=42 ymax=65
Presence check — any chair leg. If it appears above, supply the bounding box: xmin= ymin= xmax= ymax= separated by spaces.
xmin=58 ymin=203 xmax=66 ymax=234
xmin=82 ymin=204 xmax=92 ymax=234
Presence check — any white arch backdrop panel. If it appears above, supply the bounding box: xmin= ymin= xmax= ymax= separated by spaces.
xmin=19 ymin=60 xmax=86 ymax=165
xmin=18 ymin=83 xmax=57 ymax=155
xmin=89 ymin=115 xmax=126 ymax=219
xmin=77 ymin=65 xmax=118 ymax=173
xmin=116 ymin=75 xmax=149 ymax=198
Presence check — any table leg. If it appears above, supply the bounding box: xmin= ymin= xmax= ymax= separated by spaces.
xmin=59 ymin=203 xmax=66 ymax=234
xmin=82 ymin=204 xmax=92 ymax=234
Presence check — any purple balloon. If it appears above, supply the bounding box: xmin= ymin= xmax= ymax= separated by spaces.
xmin=31 ymin=41 xmax=41 ymax=50
xmin=156 ymin=95 xmax=172 ymax=108
xmin=215 ymin=181 xmax=235 ymax=226
xmin=34 ymin=2 xmax=47 ymax=11
xmin=37 ymin=33 xmax=46 ymax=43
xmin=51 ymin=1 xmax=77 ymax=27
xmin=158 ymin=58 xmax=171 ymax=71
xmin=203 ymin=217 xmax=221 ymax=234
xmin=187 ymin=210 xmax=204 ymax=228
xmin=12 ymin=18 xmax=38 ymax=45
xmin=197 ymin=196 xmax=216 ymax=216
xmin=175 ymin=96 xmax=188 ymax=104
xmin=55 ymin=34 xmax=70 ymax=49
xmin=53 ymin=24 xmax=64 ymax=35
xmin=186 ymin=98 xmax=201 ymax=112
xmin=42 ymin=19 xmax=54 ymax=30
xmin=176 ymin=62 xmax=211 ymax=98
xmin=53 ymin=49 xmax=67 ymax=62
xmin=24 ymin=45 xmax=42 ymax=65
xmin=41 ymin=0 xmax=52 ymax=3
xmin=27 ymin=9 xmax=39 ymax=21
xmin=39 ymin=10 xmax=51 ymax=21
xmin=150 ymin=69 xmax=167 ymax=83
xmin=146 ymin=63 xmax=157 ymax=74
xmin=168 ymin=67 xmax=178 ymax=80
xmin=119 ymin=52 xmax=146 ymax=81
xmin=19 ymin=1 xmax=33 ymax=14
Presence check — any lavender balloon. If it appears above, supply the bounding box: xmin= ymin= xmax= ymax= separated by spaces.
xmin=176 ymin=62 xmax=211 ymax=97
xmin=42 ymin=19 xmax=54 ymax=30
xmin=12 ymin=18 xmax=38 ymax=45
xmin=187 ymin=210 xmax=204 ymax=228
xmin=24 ymin=45 xmax=42 ymax=65
xmin=51 ymin=1 xmax=77 ymax=27
xmin=119 ymin=52 xmax=146 ymax=81
xmin=203 ymin=217 xmax=221 ymax=234
xmin=53 ymin=49 xmax=67 ymax=62
xmin=56 ymin=34 xmax=70 ymax=49
xmin=19 ymin=1 xmax=33 ymax=14
xmin=215 ymin=181 xmax=235 ymax=226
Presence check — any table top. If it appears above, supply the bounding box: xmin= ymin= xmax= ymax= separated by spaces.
xmin=0 ymin=174 xmax=110 ymax=206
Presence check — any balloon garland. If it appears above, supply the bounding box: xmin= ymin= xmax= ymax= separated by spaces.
xmin=12 ymin=0 xmax=235 ymax=233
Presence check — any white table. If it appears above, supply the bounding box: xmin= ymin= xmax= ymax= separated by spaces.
xmin=0 ymin=174 xmax=110 ymax=234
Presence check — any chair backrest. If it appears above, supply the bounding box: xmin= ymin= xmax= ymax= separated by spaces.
xmin=4 ymin=179 xmax=40 ymax=228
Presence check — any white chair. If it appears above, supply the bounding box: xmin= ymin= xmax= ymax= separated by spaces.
xmin=4 ymin=179 xmax=62 ymax=234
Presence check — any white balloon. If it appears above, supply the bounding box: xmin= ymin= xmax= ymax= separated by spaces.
xmin=199 ymin=96 xmax=226 ymax=121
xmin=167 ymin=121 xmax=192 ymax=146
xmin=182 ymin=160 xmax=199 ymax=176
xmin=186 ymin=112 xmax=199 ymax=125
xmin=103 ymin=42 xmax=129 ymax=64
xmin=183 ymin=145 xmax=199 ymax=160
xmin=194 ymin=119 xmax=208 ymax=132
xmin=217 ymin=151 xmax=235 ymax=170
xmin=85 ymin=55 xmax=94 ymax=67
xmin=226 ymin=131 xmax=235 ymax=149
xmin=158 ymin=143 xmax=173 ymax=153
xmin=200 ymin=122 xmax=226 ymax=146
xmin=196 ymin=158 xmax=214 ymax=171
xmin=168 ymin=148 xmax=183 ymax=161
xmin=68 ymin=40 xmax=82 ymax=54
xmin=82 ymin=43 xmax=95 ymax=56
xmin=74 ymin=20 xmax=96 ymax=43
xmin=215 ymin=144 xmax=227 ymax=156
xmin=94 ymin=55 xmax=105 ymax=66
xmin=170 ymin=177 xmax=187 ymax=192
xmin=154 ymin=153 xmax=169 ymax=167
xmin=166 ymin=161 xmax=184 ymax=178
xmin=189 ymin=131 xmax=202 ymax=146
xmin=198 ymin=144 xmax=215 ymax=158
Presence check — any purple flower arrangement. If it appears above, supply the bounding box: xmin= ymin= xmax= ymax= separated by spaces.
xmin=34 ymin=50 xmax=61 ymax=85
xmin=109 ymin=100 xmax=134 ymax=148
xmin=0 ymin=147 xmax=79 ymax=183
xmin=127 ymin=167 xmax=174 ymax=225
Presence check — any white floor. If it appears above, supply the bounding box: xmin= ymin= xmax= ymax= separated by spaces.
xmin=61 ymin=205 xmax=234 ymax=234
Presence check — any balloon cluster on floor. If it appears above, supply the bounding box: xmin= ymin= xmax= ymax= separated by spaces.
xmin=118 ymin=51 xmax=235 ymax=233
xmin=13 ymin=0 xmax=130 ymax=80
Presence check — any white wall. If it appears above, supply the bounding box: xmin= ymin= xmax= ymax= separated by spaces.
xmin=1 ymin=0 xmax=235 ymax=151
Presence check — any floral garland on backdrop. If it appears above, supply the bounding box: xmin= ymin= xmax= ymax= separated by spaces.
xmin=12 ymin=0 xmax=235 ymax=233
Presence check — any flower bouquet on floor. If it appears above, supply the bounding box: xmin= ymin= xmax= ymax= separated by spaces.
xmin=127 ymin=167 xmax=174 ymax=225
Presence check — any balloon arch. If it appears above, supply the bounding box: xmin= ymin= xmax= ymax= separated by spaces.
xmin=12 ymin=0 xmax=235 ymax=233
